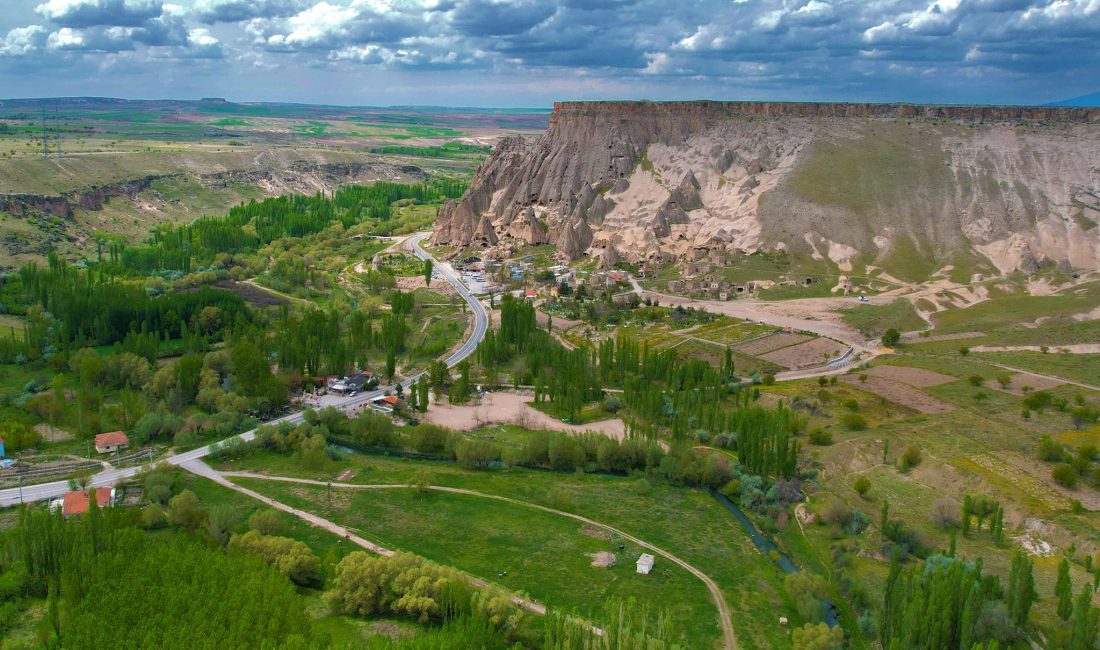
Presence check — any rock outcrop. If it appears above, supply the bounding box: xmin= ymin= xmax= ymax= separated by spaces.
xmin=431 ymin=100 xmax=1100 ymax=276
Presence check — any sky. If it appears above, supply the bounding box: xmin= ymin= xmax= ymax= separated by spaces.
xmin=0 ymin=0 xmax=1097 ymax=107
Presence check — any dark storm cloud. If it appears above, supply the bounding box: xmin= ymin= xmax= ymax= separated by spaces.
xmin=0 ymin=0 xmax=1098 ymax=105
xmin=35 ymin=0 xmax=163 ymax=28
xmin=194 ymin=0 xmax=308 ymax=24
xmin=449 ymin=0 xmax=555 ymax=37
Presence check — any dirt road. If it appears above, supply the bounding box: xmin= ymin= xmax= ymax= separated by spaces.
xmin=213 ymin=469 xmax=737 ymax=650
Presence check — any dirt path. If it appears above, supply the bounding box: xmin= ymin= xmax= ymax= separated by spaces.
xmin=984 ymin=364 xmax=1100 ymax=393
xmin=180 ymin=460 xmax=550 ymax=617
xmin=216 ymin=469 xmax=737 ymax=650
xmin=642 ymin=289 xmax=867 ymax=350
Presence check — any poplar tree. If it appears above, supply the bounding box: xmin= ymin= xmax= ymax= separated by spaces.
xmin=1006 ymin=550 xmax=1035 ymax=627
xmin=1057 ymin=557 xmax=1074 ymax=621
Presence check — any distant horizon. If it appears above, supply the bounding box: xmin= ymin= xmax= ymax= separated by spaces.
xmin=0 ymin=94 xmax=1097 ymax=111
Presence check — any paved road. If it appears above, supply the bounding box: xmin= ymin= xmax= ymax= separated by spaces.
xmin=0 ymin=232 xmax=488 ymax=508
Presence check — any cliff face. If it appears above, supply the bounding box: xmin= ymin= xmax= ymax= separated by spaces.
xmin=432 ymin=101 xmax=1100 ymax=276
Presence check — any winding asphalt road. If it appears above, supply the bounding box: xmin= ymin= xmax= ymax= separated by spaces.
xmin=0 ymin=232 xmax=488 ymax=508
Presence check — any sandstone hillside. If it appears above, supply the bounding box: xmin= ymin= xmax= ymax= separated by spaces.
xmin=432 ymin=101 xmax=1100 ymax=280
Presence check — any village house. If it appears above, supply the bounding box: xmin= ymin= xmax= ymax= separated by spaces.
xmin=636 ymin=553 xmax=655 ymax=575
xmin=94 ymin=431 xmax=129 ymax=454
xmin=55 ymin=487 xmax=116 ymax=518
xmin=329 ymin=371 xmax=375 ymax=396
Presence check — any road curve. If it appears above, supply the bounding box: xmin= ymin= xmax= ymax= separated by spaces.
xmin=219 ymin=471 xmax=737 ymax=650
xmin=0 ymin=232 xmax=489 ymax=508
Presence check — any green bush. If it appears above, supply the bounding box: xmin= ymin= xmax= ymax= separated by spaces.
xmin=841 ymin=413 xmax=867 ymax=431
xmin=809 ymin=428 xmax=833 ymax=445
xmin=1052 ymin=463 xmax=1079 ymax=488
xmin=853 ymin=475 xmax=871 ymax=497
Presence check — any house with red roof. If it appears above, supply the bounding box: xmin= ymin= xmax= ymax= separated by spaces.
xmin=94 ymin=431 xmax=129 ymax=454
xmin=58 ymin=487 xmax=116 ymax=518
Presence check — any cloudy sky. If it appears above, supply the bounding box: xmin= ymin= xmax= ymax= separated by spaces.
xmin=0 ymin=0 xmax=1097 ymax=107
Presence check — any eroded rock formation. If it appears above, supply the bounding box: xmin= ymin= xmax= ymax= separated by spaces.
xmin=431 ymin=100 xmax=1100 ymax=277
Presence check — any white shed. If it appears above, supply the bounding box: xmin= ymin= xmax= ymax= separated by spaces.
xmin=636 ymin=553 xmax=655 ymax=575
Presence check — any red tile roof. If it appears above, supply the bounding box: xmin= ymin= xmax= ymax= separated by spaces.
xmin=380 ymin=395 xmax=398 ymax=405
xmin=62 ymin=488 xmax=112 ymax=517
xmin=94 ymin=431 xmax=128 ymax=448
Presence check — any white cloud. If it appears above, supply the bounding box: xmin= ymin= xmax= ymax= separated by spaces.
xmin=0 ymin=25 xmax=49 ymax=56
xmin=641 ymin=51 xmax=669 ymax=75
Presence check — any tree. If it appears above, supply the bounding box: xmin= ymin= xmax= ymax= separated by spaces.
xmin=206 ymin=505 xmax=238 ymax=547
xmin=1006 ymin=550 xmax=1035 ymax=628
xmin=1053 ymin=463 xmax=1079 ymax=488
xmin=422 ymin=258 xmax=433 ymax=287
xmin=1069 ymin=584 xmax=1099 ymax=650
xmin=792 ymin=623 xmax=844 ymax=650
xmin=961 ymin=494 xmax=973 ymax=535
xmin=854 ymin=475 xmax=871 ymax=497
xmin=167 ymin=489 xmax=206 ymax=530
xmin=1057 ymin=557 xmax=1074 ymax=621
xmin=229 ymin=531 xmax=321 ymax=586
xmin=248 ymin=509 xmax=286 ymax=536
xmin=882 ymin=328 xmax=901 ymax=346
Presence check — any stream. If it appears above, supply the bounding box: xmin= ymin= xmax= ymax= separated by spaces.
xmin=710 ymin=490 xmax=839 ymax=627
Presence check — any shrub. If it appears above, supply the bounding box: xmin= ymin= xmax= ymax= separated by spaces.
xmin=853 ymin=475 xmax=871 ymax=497
xmin=808 ymin=428 xmax=833 ymax=445
xmin=1038 ymin=436 xmax=1066 ymax=463
xmin=843 ymin=399 xmax=859 ymax=412
xmin=968 ymin=375 xmax=984 ymax=387
xmin=841 ymin=413 xmax=867 ymax=431
xmin=762 ymin=373 xmax=776 ymax=386
xmin=959 ymin=347 xmax=970 ymax=356
xmin=1052 ymin=464 xmax=1078 ymax=488
xmin=602 ymin=395 xmax=624 ymax=413
xmin=902 ymin=445 xmax=923 ymax=469
xmin=882 ymin=329 xmax=900 ymax=346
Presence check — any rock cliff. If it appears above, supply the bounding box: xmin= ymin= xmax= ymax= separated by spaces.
xmin=432 ymin=101 xmax=1100 ymax=277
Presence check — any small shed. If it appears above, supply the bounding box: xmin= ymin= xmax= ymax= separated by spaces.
xmin=94 ymin=431 xmax=129 ymax=454
xmin=636 ymin=553 xmax=655 ymax=575
xmin=0 ymin=435 xmax=5 ymax=458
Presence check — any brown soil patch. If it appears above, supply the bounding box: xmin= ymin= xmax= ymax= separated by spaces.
xmin=733 ymin=332 xmax=812 ymax=356
xmin=34 ymin=423 xmax=72 ymax=442
xmin=987 ymin=373 xmax=1064 ymax=396
xmin=865 ymin=365 xmax=956 ymax=387
xmin=843 ymin=375 xmax=955 ymax=414
xmin=213 ymin=279 xmax=288 ymax=306
xmin=335 ymin=469 xmax=358 ymax=481
xmin=760 ymin=337 xmax=848 ymax=369
xmin=395 ymin=275 xmax=455 ymax=295
xmin=369 ymin=621 xmax=415 ymax=642
xmin=587 ymin=551 xmax=617 ymax=568
xmin=421 ymin=391 xmax=626 ymax=440
xmin=580 ymin=524 xmax=610 ymax=540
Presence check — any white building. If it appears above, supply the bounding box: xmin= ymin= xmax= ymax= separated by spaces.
xmin=636 ymin=553 xmax=655 ymax=575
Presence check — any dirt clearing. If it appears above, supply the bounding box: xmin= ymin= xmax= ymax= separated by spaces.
xmin=587 ymin=552 xmax=617 ymax=568
xmin=988 ymin=373 xmax=1065 ymax=396
xmin=864 ymin=365 xmax=956 ymax=387
xmin=760 ymin=337 xmax=849 ymax=369
xmin=733 ymin=332 xmax=812 ymax=356
xmin=843 ymin=375 xmax=955 ymax=414
xmin=422 ymin=391 xmax=627 ymax=440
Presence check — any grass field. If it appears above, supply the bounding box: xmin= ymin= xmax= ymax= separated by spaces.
xmin=218 ymin=450 xmax=801 ymax=649
xmin=841 ymin=299 xmax=927 ymax=337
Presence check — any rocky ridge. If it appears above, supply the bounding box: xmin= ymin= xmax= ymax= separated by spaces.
xmin=432 ymin=101 xmax=1100 ymax=276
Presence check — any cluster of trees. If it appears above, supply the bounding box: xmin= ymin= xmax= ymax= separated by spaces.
xmin=1 ymin=254 xmax=248 ymax=355
xmin=327 ymin=551 xmax=523 ymax=629
xmin=113 ymin=180 xmax=465 ymax=273
xmin=1 ymin=493 xmax=316 ymax=649
xmin=879 ymin=548 xmax=1098 ymax=650
xmin=961 ymin=494 xmax=1005 ymax=542
xmin=543 ymin=598 xmax=682 ymax=650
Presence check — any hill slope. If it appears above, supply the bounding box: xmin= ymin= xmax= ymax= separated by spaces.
xmin=432 ymin=101 xmax=1100 ymax=279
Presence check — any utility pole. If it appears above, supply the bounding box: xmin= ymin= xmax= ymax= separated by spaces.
xmin=55 ymin=105 xmax=61 ymax=160
xmin=41 ymin=105 xmax=48 ymax=158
